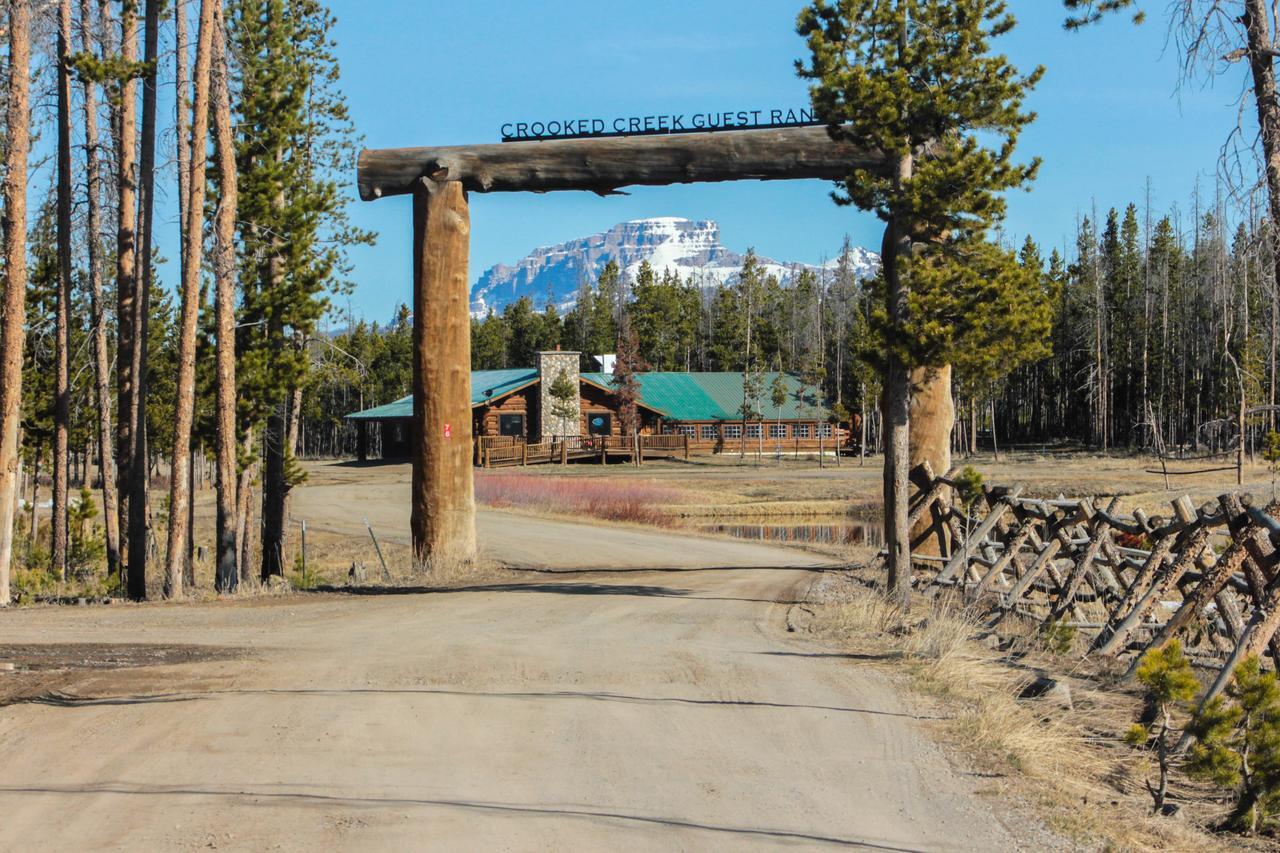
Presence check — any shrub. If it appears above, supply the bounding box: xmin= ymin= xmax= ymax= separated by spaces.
xmin=68 ymin=487 xmax=106 ymax=579
xmin=955 ymin=466 xmax=985 ymax=511
xmin=1264 ymin=431 xmax=1280 ymax=501
xmin=1124 ymin=641 xmax=1199 ymax=814
xmin=1186 ymin=656 xmax=1280 ymax=835
xmin=11 ymin=566 xmax=57 ymax=604
xmin=1037 ymin=618 xmax=1076 ymax=655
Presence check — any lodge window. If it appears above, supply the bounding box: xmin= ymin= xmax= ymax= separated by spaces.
xmin=745 ymin=423 xmax=762 ymax=438
xmin=499 ymin=414 xmax=525 ymax=437
xmin=668 ymin=424 xmax=696 ymax=438
xmin=819 ymin=423 xmax=833 ymax=437
xmin=587 ymin=413 xmax=612 ymax=436
xmin=796 ymin=424 xmax=811 ymax=438
xmin=769 ymin=424 xmax=787 ymax=439
xmin=724 ymin=424 xmax=742 ymax=439
xmin=700 ymin=424 xmax=718 ymax=440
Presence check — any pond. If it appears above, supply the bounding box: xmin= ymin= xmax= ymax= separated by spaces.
xmin=692 ymin=517 xmax=882 ymax=548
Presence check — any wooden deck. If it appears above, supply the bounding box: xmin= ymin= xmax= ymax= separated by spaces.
xmin=476 ymin=434 xmax=689 ymax=468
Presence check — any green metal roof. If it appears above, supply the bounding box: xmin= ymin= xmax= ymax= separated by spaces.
xmin=346 ymin=369 xmax=826 ymax=422
xmin=345 ymin=369 xmax=539 ymax=420
xmin=469 ymin=369 xmax=540 ymax=405
xmin=345 ymin=396 xmax=413 ymax=420
xmin=585 ymin=371 xmax=826 ymax=422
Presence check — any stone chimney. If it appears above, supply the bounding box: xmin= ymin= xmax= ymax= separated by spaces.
xmin=536 ymin=350 xmax=581 ymax=440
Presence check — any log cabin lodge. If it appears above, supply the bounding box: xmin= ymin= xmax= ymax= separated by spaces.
xmin=345 ymin=350 xmax=850 ymax=465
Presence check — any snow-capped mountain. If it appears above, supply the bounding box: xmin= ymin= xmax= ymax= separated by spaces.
xmin=469 ymin=217 xmax=879 ymax=316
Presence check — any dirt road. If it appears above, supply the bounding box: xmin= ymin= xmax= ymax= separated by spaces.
xmin=0 ymin=558 xmax=1035 ymax=851
xmin=289 ymin=462 xmax=837 ymax=572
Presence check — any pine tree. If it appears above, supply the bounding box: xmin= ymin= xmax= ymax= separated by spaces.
xmin=78 ymin=0 xmax=121 ymax=578
xmin=547 ymin=370 xmax=578 ymax=440
xmin=229 ymin=0 xmax=371 ymax=580
xmin=22 ymin=200 xmax=63 ymax=568
xmin=797 ymin=0 xmax=1042 ymax=601
xmin=471 ymin=311 xmax=510 ymax=370
xmin=1187 ymin=656 xmax=1280 ymax=834
xmin=1125 ymin=640 xmax=1200 ymax=814
xmin=613 ymin=314 xmax=644 ymax=436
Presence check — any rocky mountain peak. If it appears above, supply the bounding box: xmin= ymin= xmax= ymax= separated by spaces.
xmin=469 ymin=217 xmax=879 ymax=316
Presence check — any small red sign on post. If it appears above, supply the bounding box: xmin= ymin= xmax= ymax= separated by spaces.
xmin=443 ymin=423 xmax=452 ymax=439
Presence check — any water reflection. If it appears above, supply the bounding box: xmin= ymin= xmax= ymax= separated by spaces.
xmin=695 ymin=517 xmax=883 ymax=548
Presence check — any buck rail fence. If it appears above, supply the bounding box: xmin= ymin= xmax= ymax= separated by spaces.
xmin=900 ymin=462 xmax=1280 ymax=712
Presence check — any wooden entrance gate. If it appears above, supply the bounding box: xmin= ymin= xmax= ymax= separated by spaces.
xmin=355 ymin=125 xmax=889 ymax=566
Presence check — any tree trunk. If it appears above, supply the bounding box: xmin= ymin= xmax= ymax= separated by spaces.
xmin=177 ymin=0 xmax=195 ymax=586
xmin=260 ymin=413 xmax=286 ymax=580
xmin=908 ymin=364 xmax=953 ymax=555
xmin=990 ymin=396 xmax=1000 ymax=461
xmin=123 ymin=0 xmax=162 ymax=599
xmin=80 ymin=0 xmax=120 ymax=578
xmin=280 ymin=375 xmax=303 ymax=565
xmin=210 ymin=0 xmax=239 ymax=592
xmin=112 ymin=0 xmax=138 ymax=578
xmin=858 ymin=383 xmax=867 ymax=465
xmin=175 ymin=0 xmax=191 ymax=273
xmin=28 ymin=445 xmax=40 ymax=565
xmin=162 ymin=0 xmax=216 ymax=598
xmin=52 ymin=0 xmax=74 ymax=580
xmin=882 ymin=149 xmax=914 ymax=604
xmin=0 ymin=0 xmax=32 ymax=606
xmin=236 ymin=429 xmax=256 ymax=584
xmin=1243 ymin=2 xmax=1280 ymax=432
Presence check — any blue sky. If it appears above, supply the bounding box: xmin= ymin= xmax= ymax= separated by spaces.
xmin=319 ymin=1 xmax=1246 ymax=321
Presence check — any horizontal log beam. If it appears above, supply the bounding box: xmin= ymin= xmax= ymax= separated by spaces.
xmin=357 ymin=126 xmax=890 ymax=200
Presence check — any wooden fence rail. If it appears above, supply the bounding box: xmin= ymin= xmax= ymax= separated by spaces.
xmin=478 ymin=433 xmax=689 ymax=467
xmin=900 ymin=462 xmax=1280 ymax=711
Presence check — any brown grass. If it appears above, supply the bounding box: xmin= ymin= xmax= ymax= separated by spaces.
xmin=474 ymin=473 xmax=682 ymax=525
xmin=802 ymin=576 xmax=1240 ymax=851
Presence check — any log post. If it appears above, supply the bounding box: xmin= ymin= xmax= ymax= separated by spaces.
xmin=410 ymin=178 xmax=476 ymax=568
xmin=933 ymin=485 xmax=1021 ymax=588
xmin=971 ymin=508 xmax=1036 ymax=599
xmin=1096 ymin=519 xmax=1213 ymax=658
xmin=1048 ymin=500 xmax=1110 ymax=621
